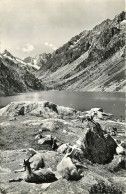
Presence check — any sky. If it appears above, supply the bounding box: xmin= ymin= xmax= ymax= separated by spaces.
xmin=0 ymin=0 xmax=124 ymax=59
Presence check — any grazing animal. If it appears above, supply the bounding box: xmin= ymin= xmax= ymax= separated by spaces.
xmin=57 ymin=146 xmax=84 ymax=180
xmin=27 ymin=148 xmax=45 ymax=171
xmin=23 ymin=158 xmax=57 ymax=183
xmin=14 ymin=148 xmax=44 ymax=173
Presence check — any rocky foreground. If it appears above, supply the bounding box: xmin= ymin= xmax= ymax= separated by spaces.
xmin=0 ymin=101 xmax=126 ymax=194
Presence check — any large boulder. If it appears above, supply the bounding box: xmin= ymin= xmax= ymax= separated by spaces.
xmin=81 ymin=120 xmax=117 ymax=164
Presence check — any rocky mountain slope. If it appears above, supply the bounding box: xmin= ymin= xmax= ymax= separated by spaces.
xmin=0 ymin=12 xmax=125 ymax=96
xmin=24 ymin=53 xmax=51 ymax=69
xmin=0 ymin=50 xmax=45 ymax=96
xmin=37 ymin=11 xmax=125 ymax=92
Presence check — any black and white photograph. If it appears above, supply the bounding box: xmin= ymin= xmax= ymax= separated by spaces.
xmin=0 ymin=0 xmax=125 ymax=193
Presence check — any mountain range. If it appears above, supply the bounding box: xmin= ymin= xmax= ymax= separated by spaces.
xmin=0 ymin=11 xmax=125 ymax=96
xmin=0 ymin=50 xmax=45 ymax=96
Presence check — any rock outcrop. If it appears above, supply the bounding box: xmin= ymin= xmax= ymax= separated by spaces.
xmin=85 ymin=108 xmax=113 ymax=120
xmin=0 ymin=101 xmax=80 ymax=118
xmin=81 ymin=121 xmax=117 ymax=164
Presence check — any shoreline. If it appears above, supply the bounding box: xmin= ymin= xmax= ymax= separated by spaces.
xmin=0 ymin=89 xmax=125 ymax=97
xmin=0 ymin=91 xmax=125 ymax=119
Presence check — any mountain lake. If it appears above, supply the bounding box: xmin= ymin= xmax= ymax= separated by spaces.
xmin=0 ymin=91 xmax=125 ymax=119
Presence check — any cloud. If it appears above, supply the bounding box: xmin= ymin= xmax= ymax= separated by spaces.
xmin=16 ymin=46 xmax=20 ymax=50
xmin=49 ymin=44 xmax=53 ymax=47
xmin=44 ymin=42 xmax=49 ymax=46
xmin=16 ymin=43 xmax=34 ymax=53
xmin=22 ymin=43 xmax=34 ymax=52
xmin=44 ymin=42 xmax=57 ymax=50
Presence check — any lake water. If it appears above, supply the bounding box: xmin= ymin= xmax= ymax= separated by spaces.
xmin=0 ymin=91 xmax=125 ymax=118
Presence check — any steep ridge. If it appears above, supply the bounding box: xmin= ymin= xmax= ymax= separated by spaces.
xmin=0 ymin=12 xmax=125 ymax=95
xmin=37 ymin=11 xmax=125 ymax=91
xmin=24 ymin=53 xmax=51 ymax=69
xmin=0 ymin=50 xmax=45 ymax=96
